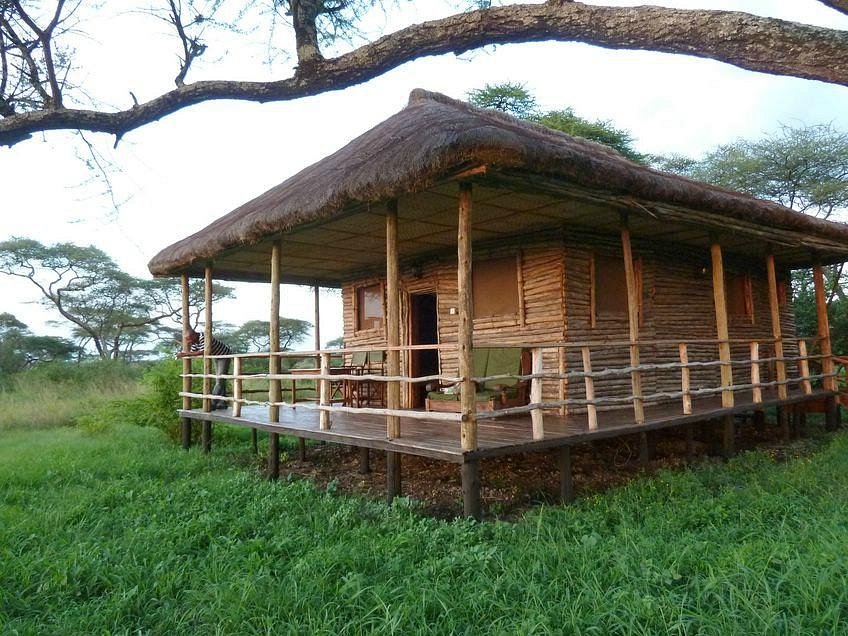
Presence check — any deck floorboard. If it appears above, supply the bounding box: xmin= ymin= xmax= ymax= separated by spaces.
xmin=180 ymin=387 xmax=832 ymax=462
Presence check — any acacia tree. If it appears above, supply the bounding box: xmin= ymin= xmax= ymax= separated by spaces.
xmin=0 ymin=312 xmax=77 ymax=379
xmin=1 ymin=1 xmax=848 ymax=147
xmin=469 ymin=81 xmax=644 ymax=162
xmin=224 ymin=318 xmax=312 ymax=352
xmin=0 ymin=238 xmax=234 ymax=359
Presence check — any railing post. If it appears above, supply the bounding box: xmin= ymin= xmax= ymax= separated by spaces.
xmin=581 ymin=346 xmax=598 ymax=430
xmin=765 ymin=253 xmax=788 ymax=400
xmin=750 ymin=341 xmax=762 ymax=404
xmin=679 ymin=342 xmax=692 ymax=415
xmin=180 ymin=273 xmax=192 ymax=449
xmin=710 ymin=239 xmax=734 ymax=408
xmin=620 ymin=212 xmax=645 ymax=423
xmin=232 ymin=356 xmax=243 ymax=417
xmin=319 ymin=352 xmax=331 ymax=430
xmin=530 ymin=347 xmax=544 ymax=440
xmin=457 ymin=182 xmax=477 ymax=451
xmin=798 ymin=339 xmax=812 ymax=395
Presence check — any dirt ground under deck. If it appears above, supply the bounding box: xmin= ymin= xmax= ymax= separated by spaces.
xmin=256 ymin=412 xmax=826 ymax=519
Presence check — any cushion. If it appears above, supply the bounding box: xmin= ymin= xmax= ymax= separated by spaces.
xmin=482 ymin=347 xmax=522 ymax=390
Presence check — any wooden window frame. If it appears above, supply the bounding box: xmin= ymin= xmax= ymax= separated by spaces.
xmin=590 ymin=251 xmax=642 ymax=328
xmin=727 ymin=272 xmax=755 ymax=324
xmin=471 ymin=253 xmax=523 ymax=324
xmin=354 ymin=281 xmax=385 ymax=333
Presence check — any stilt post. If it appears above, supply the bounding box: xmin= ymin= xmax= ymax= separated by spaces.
xmin=268 ymin=431 xmax=279 ymax=480
xmin=457 ymin=183 xmax=477 ymax=450
xmin=386 ymin=451 xmax=401 ymax=503
xmin=461 ymin=459 xmax=482 ymax=520
xmin=722 ymin=414 xmax=735 ymax=459
xmin=358 ymin=447 xmax=370 ymax=474
xmin=558 ymin=446 xmax=574 ymax=504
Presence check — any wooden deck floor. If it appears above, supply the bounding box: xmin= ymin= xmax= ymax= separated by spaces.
xmin=180 ymin=388 xmax=834 ymax=463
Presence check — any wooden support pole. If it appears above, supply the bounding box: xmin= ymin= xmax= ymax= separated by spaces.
xmin=386 ymin=200 xmax=401 ymax=439
xmin=710 ymin=240 xmax=734 ymax=408
xmin=813 ymin=262 xmax=836 ymax=392
xmin=319 ymin=352 xmax=331 ymax=430
xmin=269 ymin=240 xmax=282 ymax=424
xmin=685 ymin=423 xmax=695 ymax=463
xmin=530 ymin=347 xmax=544 ymax=440
xmin=180 ymin=273 xmax=192 ymax=449
xmin=251 ymin=428 xmax=258 ymax=455
xmin=722 ymin=414 xmax=735 ymax=459
xmin=778 ymin=406 xmax=790 ymax=443
xmin=581 ymin=346 xmax=597 ymax=430
xmin=620 ymin=213 xmax=645 ymax=424
xmin=639 ymin=431 xmax=649 ymax=470
xmin=558 ymin=446 xmax=574 ymax=504
xmin=298 ymin=438 xmax=307 ymax=462
xmin=268 ymin=432 xmax=279 ymax=480
xmin=679 ymin=342 xmax=692 ymax=415
xmin=386 ymin=451 xmax=401 ymax=503
xmin=202 ymin=266 xmax=213 ymax=414
xmin=313 ymin=285 xmax=321 ymax=351
xmin=232 ymin=356 xmax=243 ymax=417
xmin=765 ymin=253 xmax=788 ymax=400
xmin=457 ymin=183 xmax=477 ymax=451
xmin=825 ymin=396 xmax=839 ymax=431
xmin=750 ymin=341 xmax=762 ymax=405
xmin=461 ymin=459 xmax=482 ymax=520
xmin=798 ymin=340 xmax=812 ymax=395
xmin=202 ymin=265 xmax=213 ymax=454
xmin=358 ymin=447 xmax=370 ymax=474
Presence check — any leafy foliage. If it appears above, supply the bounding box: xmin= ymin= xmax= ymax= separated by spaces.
xmin=221 ymin=317 xmax=312 ymax=352
xmin=468 ymin=82 xmax=646 ymax=163
xmin=0 ymin=238 xmax=233 ymax=360
xmin=654 ymin=124 xmax=848 ymax=219
xmin=0 ymin=313 xmax=77 ymax=382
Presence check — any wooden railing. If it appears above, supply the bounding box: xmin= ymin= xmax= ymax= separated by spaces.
xmin=179 ymin=337 xmax=837 ymax=443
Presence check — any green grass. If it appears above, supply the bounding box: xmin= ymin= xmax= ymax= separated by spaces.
xmin=2 ymin=423 xmax=847 ymax=633
xmin=0 ymin=361 xmax=144 ymax=431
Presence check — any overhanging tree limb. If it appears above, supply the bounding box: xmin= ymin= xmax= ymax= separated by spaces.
xmin=1 ymin=2 xmax=847 ymax=147
xmin=819 ymin=1 xmax=848 ymax=17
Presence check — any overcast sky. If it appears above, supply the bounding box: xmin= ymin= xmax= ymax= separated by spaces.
xmin=2 ymin=0 xmax=848 ymax=350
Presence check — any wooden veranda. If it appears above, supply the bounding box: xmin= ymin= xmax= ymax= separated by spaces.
xmin=150 ymin=90 xmax=848 ymax=519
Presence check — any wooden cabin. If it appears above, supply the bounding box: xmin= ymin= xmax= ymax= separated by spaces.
xmin=149 ymin=89 xmax=848 ymax=519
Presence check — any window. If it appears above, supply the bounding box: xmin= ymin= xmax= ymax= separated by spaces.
xmin=355 ymin=284 xmax=383 ymax=331
xmin=594 ymin=254 xmax=628 ymax=314
xmin=472 ymin=256 xmax=520 ymax=319
xmin=727 ymin=273 xmax=754 ymax=321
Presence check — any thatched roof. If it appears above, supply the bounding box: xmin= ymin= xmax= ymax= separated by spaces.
xmin=148 ymin=89 xmax=848 ymax=281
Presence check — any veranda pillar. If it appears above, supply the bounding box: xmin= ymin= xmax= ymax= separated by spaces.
xmin=458 ymin=182 xmax=481 ymax=520
xmin=202 ymin=265 xmax=213 ymax=454
xmin=180 ymin=273 xmax=192 ymax=449
xmin=765 ymin=253 xmax=788 ymax=400
xmin=386 ymin=200 xmax=402 ymax=501
xmin=710 ymin=240 xmax=734 ymax=408
xmin=620 ymin=212 xmax=644 ymax=424
xmin=813 ymin=261 xmax=839 ymax=430
xmin=268 ymin=240 xmax=282 ymax=479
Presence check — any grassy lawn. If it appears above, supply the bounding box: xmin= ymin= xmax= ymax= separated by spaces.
xmin=2 ymin=423 xmax=847 ymax=634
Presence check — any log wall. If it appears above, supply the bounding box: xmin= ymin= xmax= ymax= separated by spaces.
xmin=341 ymin=230 xmax=799 ymax=410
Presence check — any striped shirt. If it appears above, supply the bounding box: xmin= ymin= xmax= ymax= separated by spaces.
xmin=190 ymin=334 xmax=233 ymax=356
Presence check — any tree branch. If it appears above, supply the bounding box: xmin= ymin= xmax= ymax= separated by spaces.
xmin=2 ymin=2 xmax=847 ymax=146
xmin=290 ymin=0 xmax=323 ymax=64
xmin=819 ymin=0 xmax=848 ymax=16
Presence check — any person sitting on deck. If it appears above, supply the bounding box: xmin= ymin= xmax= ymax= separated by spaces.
xmin=177 ymin=328 xmax=233 ymax=410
